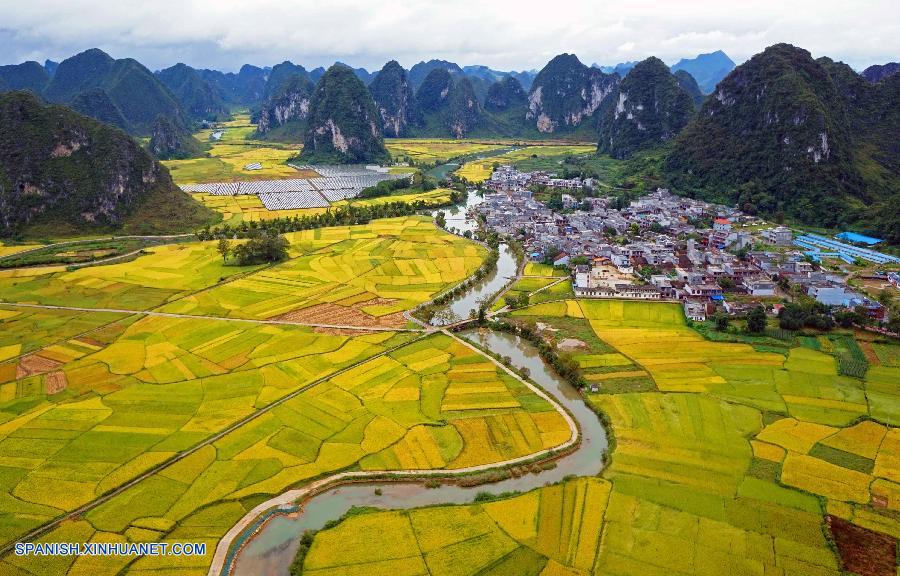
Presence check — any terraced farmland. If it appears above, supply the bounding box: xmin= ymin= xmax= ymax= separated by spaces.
xmin=300 ymin=300 xmax=900 ymax=576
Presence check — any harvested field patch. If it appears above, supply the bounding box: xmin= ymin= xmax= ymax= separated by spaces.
xmin=827 ymin=515 xmax=897 ymax=576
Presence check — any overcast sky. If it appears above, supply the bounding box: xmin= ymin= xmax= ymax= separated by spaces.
xmin=0 ymin=0 xmax=897 ymax=72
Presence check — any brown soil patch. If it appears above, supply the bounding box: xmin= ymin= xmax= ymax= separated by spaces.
xmin=859 ymin=341 xmax=881 ymax=365
xmin=44 ymin=371 xmax=68 ymax=394
xmin=17 ymin=354 xmax=64 ymax=379
xmin=292 ymin=169 xmax=321 ymax=179
xmin=827 ymin=515 xmax=897 ymax=576
xmin=274 ymin=302 xmax=406 ymax=329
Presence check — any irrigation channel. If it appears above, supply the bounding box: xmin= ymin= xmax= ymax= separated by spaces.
xmin=220 ymin=190 xmax=608 ymax=575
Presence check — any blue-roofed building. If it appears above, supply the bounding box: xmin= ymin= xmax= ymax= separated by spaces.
xmin=835 ymin=232 xmax=882 ymax=245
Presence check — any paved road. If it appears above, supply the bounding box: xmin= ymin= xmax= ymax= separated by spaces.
xmin=0 ymin=302 xmax=425 ymax=332
xmin=0 ymin=333 xmax=433 ymax=557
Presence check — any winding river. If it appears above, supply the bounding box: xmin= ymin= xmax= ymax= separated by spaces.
xmin=228 ymin=328 xmax=609 ymax=575
xmin=222 ymin=194 xmax=605 ymax=575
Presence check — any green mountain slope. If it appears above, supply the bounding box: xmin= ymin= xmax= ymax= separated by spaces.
xmin=156 ymin=63 xmax=227 ymax=121
xmin=666 ymin=43 xmax=899 ymax=240
xmin=0 ymin=92 xmax=215 ymax=236
xmin=298 ymin=65 xmax=389 ymax=164
xmin=597 ymin=57 xmax=695 ymax=159
xmin=44 ymin=48 xmax=187 ymax=135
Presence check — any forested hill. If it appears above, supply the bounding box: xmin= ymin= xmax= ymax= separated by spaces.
xmin=0 ymin=91 xmax=214 ymax=236
xmin=666 ymin=43 xmax=900 ymax=242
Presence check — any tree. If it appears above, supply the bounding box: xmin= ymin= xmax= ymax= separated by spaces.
xmin=435 ymin=211 xmax=446 ymax=229
xmin=714 ymin=313 xmax=729 ymax=331
xmin=216 ymin=238 xmax=231 ymax=263
xmin=747 ymin=306 xmax=767 ymax=333
xmin=231 ymin=232 xmax=289 ymax=265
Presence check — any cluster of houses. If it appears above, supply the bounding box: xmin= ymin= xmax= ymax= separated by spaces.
xmin=485 ymin=165 xmax=591 ymax=193
xmin=474 ymin=185 xmax=890 ymax=323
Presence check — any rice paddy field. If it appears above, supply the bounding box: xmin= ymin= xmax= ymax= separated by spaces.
xmin=162 ymin=115 xmax=304 ymax=185
xmin=385 ymin=139 xmax=513 ymax=164
xmin=0 ymin=214 xmax=586 ymax=574
xmin=456 ymin=145 xmax=596 ymax=183
xmin=303 ymin=300 xmax=900 ymax=575
xmin=302 ymin=476 xmax=610 ymax=576
xmin=0 ymin=329 xmax=572 ymax=575
xmin=0 ymin=217 xmax=481 ymax=326
xmin=159 ymin=217 xmax=485 ymax=324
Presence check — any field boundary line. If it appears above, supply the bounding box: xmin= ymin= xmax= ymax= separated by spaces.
xmin=0 ymin=302 xmax=423 ymax=332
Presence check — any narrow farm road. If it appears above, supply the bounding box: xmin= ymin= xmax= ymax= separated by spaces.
xmin=0 ymin=302 xmax=424 ymax=332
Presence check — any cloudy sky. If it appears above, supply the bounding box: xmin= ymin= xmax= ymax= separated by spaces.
xmin=0 ymin=0 xmax=897 ymax=72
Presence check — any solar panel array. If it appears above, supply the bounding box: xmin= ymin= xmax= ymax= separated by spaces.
xmin=182 ymin=166 xmax=410 ymax=210
xmin=259 ymin=190 xmax=330 ymax=210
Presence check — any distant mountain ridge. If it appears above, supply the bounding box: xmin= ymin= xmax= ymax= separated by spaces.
xmin=670 ymin=50 xmax=736 ymax=93
xmin=42 ymin=48 xmax=187 ymax=136
xmin=862 ymin=62 xmax=900 ymax=83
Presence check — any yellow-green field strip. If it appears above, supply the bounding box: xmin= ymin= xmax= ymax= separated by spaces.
xmin=206 ymin=328 xmax=579 ymax=576
xmin=0 ymin=331 xmax=439 ymax=556
xmin=0 ymin=302 xmax=425 ymax=332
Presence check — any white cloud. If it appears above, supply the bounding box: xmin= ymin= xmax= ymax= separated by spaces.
xmin=0 ymin=0 xmax=896 ymax=71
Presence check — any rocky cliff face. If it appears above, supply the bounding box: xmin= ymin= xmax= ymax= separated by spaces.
xmin=0 ymin=92 xmax=188 ymax=234
xmin=526 ymin=54 xmax=618 ymax=133
xmin=597 ymin=57 xmax=695 ymax=159
xmin=368 ymin=60 xmax=419 ymax=137
xmin=256 ymin=74 xmax=314 ymax=136
xmin=299 ymin=65 xmax=389 ymax=164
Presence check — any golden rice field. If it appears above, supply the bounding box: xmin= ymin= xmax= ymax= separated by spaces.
xmin=384 ymin=139 xmax=512 ymax=164
xmin=517 ymin=299 xmax=899 ymax=575
xmin=0 ymin=217 xmax=481 ymax=326
xmin=301 ymin=476 xmax=610 ymax=576
xmin=163 ymin=115 xmax=304 ymax=184
xmin=0 ymin=330 xmax=572 ymax=575
xmin=0 ymin=242 xmax=43 ymax=258
xmin=456 ymin=145 xmax=596 ymax=183
xmin=160 ymin=217 xmax=485 ymax=323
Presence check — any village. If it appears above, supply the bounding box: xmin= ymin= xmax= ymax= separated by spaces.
xmin=474 ymin=165 xmax=899 ymax=324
